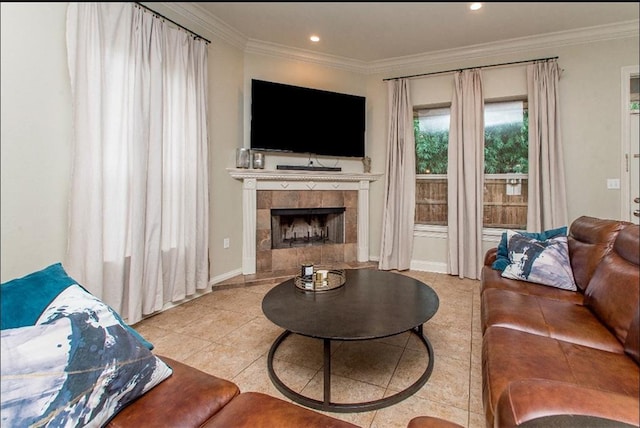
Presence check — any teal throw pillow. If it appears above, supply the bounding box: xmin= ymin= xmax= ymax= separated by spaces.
xmin=0 ymin=263 xmax=75 ymax=329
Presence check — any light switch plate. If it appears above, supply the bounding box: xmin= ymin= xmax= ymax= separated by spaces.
xmin=607 ymin=179 xmax=620 ymax=189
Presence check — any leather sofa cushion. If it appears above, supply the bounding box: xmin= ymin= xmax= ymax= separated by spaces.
xmin=202 ymin=392 xmax=359 ymax=428
xmin=481 ymin=289 xmax=624 ymax=353
xmin=407 ymin=416 xmax=464 ymax=428
xmin=495 ymin=379 xmax=640 ymax=428
xmin=480 ymin=266 xmax=583 ymax=304
xmin=107 ymin=356 xmax=239 ymax=428
xmin=567 ymin=216 xmax=628 ymax=291
xmin=584 ymin=225 xmax=640 ymax=345
xmin=482 ymin=326 xmax=640 ymax=427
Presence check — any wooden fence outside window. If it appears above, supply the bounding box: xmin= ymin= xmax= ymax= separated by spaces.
xmin=415 ymin=174 xmax=528 ymax=229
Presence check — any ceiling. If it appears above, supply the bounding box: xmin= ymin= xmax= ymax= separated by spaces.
xmin=193 ymin=2 xmax=639 ymax=63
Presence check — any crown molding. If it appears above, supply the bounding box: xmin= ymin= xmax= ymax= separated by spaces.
xmin=158 ymin=3 xmax=639 ymax=75
xmin=244 ymin=39 xmax=369 ymax=74
xmin=369 ymin=20 xmax=640 ymax=76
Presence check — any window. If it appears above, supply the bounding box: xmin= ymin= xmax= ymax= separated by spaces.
xmin=414 ymin=107 xmax=449 ymax=225
xmin=414 ymin=100 xmax=529 ymax=229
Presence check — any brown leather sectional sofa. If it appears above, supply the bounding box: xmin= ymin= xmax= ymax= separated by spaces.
xmin=481 ymin=216 xmax=640 ymax=427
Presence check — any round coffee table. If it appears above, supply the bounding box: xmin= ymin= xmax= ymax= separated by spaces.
xmin=262 ymin=268 xmax=439 ymax=413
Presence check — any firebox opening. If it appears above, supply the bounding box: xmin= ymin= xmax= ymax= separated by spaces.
xmin=271 ymin=207 xmax=345 ymax=249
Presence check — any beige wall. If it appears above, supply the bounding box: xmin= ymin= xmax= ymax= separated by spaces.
xmin=207 ymin=37 xmax=245 ymax=283
xmin=558 ymin=37 xmax=639 ymax=219
xmin=1 ymin=3 xmax=72 ymax=281
xmin=1 ymin=3 xmax=638 ymax=282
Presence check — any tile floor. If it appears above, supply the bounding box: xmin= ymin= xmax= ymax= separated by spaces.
xmin=133 ymin=266 xmax=484 ymax=428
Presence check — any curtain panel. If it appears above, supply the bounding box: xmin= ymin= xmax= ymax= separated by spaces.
xmin=379 ymin=79 xmax=416 ymax=271
xmin=527 ymin=59 xmax=568 ymax=230
xmin=65 ymin=3 xmax=209 ymax=324
xmin=447 ymin=69 xmax=484 ymax=280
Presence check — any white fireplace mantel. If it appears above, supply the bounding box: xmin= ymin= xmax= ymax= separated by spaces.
xmin=227 ymin=168 xmax=382 ymax=274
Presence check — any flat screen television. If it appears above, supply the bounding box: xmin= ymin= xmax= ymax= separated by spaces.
xmin=250 ymin=79 xmax=366 ymax=158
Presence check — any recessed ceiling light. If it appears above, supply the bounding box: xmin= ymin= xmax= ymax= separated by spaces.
xmin=470 ymin=3 xmax=482 ymax=10
xmin=310 ymin=35 xmax=320 ymax=43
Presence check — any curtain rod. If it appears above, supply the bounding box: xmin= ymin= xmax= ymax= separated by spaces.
xmin=382 ymin=56 xmax=559 ymax=81
xmin=135 ymin=2 xmax=211 ymax=44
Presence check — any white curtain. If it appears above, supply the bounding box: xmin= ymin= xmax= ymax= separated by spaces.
xmin=447 ymin=70 xmax=484 ymax=279
xmin=527 ymin=59 xmax=568 ymax=230
xmin=379 ymin=79 xmax=416 ymax=271
xmin=65 ymin=3 xmax=209 ymax=324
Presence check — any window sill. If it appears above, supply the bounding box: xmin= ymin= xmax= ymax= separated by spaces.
xmin=414 ymin=224 xmax=520 ymax=243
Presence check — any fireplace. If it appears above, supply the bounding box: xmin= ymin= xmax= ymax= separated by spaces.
xmin=227 ymin=168 xmax=382 ymax=275
xmin=256 ymin=190 xmax=357 ymax=272
xmin=271 ymin=207 xmax=345 ymax=249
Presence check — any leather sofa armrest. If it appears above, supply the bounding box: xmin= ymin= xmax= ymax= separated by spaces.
xmin=484 ymin=248 xmax=498 ymax=267
xmin=495 ymin=379 xmax=640 ymax=428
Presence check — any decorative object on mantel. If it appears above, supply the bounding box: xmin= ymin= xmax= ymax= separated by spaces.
xmin=295 ymin=267 xmax=346 ymax=292
xmin=235 ymin=148 xmax=251 ymax=168
xmin=362 ymin=156 xmax=372 ymax=173
xmin=251 ymin=151 xmax=265 ymax=169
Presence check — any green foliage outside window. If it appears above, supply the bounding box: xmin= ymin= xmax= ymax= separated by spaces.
xmin=414 ymin=111 xmax=529 ymax=174
xmin=484 ymin=111 xmax=528 ymax=174
xmin=414 ymin=120 xmax=448 ymax=174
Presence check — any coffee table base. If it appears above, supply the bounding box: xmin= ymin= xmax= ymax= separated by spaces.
xmin=266 ymin=326 xmax=434 ymax=413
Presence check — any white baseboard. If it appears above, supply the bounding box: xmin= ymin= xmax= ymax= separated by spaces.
xmin=410 ymin=260 xmax=448 ymax=273
xmin=369 ymin=255 xmax=448 ymax=274
xmin=135 ymin=287 xmax=212 ymax=324
xmin=210 ymin=268 xmax=243 ymax=286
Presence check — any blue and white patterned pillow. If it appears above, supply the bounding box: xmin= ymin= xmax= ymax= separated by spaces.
xmin=501 ymin=230 xmax=577 ymax=291
xmin=0 ymin=284 xmax=172 ymax=428
xmin=492 ymin=226 xmax=567 ymax=272
xmin=0 ymin=263 xmax=154 ymax=350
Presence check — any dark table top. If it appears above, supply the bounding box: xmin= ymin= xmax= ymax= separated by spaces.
xmin=262 ymin=269 xmax=439 ymax=341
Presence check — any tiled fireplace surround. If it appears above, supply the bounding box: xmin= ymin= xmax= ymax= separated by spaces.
xmin=228 ymin=169 xmax=382 ymax=275
xmin=257 ymin=189 xmax=357 ymax=272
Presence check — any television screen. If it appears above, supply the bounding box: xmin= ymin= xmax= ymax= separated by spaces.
xmin=250 ymin=79 xmax=365 ymax=158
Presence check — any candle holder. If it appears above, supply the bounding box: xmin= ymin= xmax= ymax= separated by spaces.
xmin=252 ymin=151 xmax=265 ymax=169
xmin=295 ymin=268 xmax=345 ymax=292
xmin=235 ymin=148 xmax=250 ymax=168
